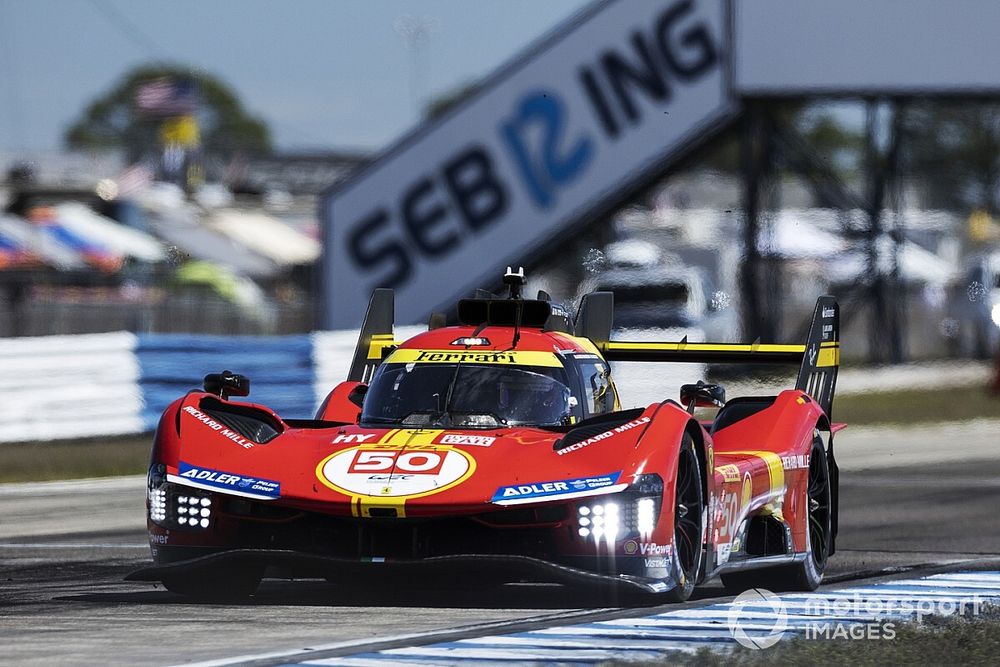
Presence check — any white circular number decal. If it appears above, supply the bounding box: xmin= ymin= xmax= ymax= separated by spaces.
xmin=318 ymin=447 xmax=473 ymax=498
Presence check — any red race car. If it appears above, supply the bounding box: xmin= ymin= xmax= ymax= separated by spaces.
xmin=130 ymin=269 xmax=842 ymax=601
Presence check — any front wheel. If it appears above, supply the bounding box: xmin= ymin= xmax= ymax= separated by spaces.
xmin=664 ymin=433 xmax=705 ymax=602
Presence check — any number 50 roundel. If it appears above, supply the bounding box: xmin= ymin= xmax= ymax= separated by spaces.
xmin=316 ymin=446 xmax=476 ymax=499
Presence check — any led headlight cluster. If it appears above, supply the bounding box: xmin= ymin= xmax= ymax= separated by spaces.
xmin=176 ymin=495 xmax=212 ymax=528
xmin=576 ymin=473 xmax=663 ymax=544
xmin=149 ymin=488 xmax=167 ymax=523
xmin=147 ymin=464 xmax=215 ymax=530
xmin=577 ymin=502 xmax=621 ymax=540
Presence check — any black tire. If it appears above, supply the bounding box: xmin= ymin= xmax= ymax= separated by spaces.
xmin=161 ymin=566 xmax=263 ymax=601
xmin=721 ymin=435 xmax=832 ymax=593
xmin=664 ymin=433 xmax=704 ymax=602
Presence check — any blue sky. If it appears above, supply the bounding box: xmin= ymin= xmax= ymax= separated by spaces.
xmin=0 ymin=0 xmax=588 ymax=153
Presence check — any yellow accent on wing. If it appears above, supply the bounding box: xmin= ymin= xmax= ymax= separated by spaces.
xmin=367 ymin=333 xmax=398 ymax=360
xmin=817 ymin=344 xmax=840 ymax=367
xmin=603 ymin=341 xmax=807 ymax=354
xmin=385 ymin=348 xmax=562 ymax=367
xmin=551 ymin=332 xmax=604 ymax=357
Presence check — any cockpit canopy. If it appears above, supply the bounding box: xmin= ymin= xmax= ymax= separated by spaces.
xmin=360 ymin=362 xmax=574 ymax=428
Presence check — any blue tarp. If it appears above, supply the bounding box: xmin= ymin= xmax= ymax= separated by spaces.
xmin=136 ymin=333 xmax=315 ymax=429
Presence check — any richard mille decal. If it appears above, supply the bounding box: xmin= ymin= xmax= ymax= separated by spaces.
xmin=555 ymin=416 xmax=650 ymax=455
xmin=183 ymin=406 xmax=255 ymax=449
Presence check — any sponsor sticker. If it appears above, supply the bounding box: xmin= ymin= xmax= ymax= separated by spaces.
xmin=717 ymin=542 xmax=732 ymax=565
xmin=183 ymin=405 xmax=255 ymax=449
xmin=491 ymin=471 xmax=621 ymax=503
xmin=555 ymin=416 xmax=650 ymax=456
xmin=386 ymin=349 xmax=561 ymax=367
xmin=822 ymin=307 xmax=836 ymax=318
xmin=624 ymin=540 xmax=673 ymax=557
xmin=781 ymin=454 xmax=810 ymax=470
xmin=638 ymin=542 xmax=671 ymax=556
xmin=437 ymin=434 xmax=496 ymax=447
xmin=332 ymin=433 xmax=377 ymax=445
xmin=176 ymin=462 xmax=280 ymax=498
xmin=317 ymin=446 xmax=475 ymax=498
xmin=645 ymin=557 xmax=670 ymax=568
xmin=715 ymin=464 xmax=741 ymax=483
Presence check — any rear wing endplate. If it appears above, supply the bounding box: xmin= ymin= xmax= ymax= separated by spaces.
xmin=347 ymin=289 xmax=396 ymax=383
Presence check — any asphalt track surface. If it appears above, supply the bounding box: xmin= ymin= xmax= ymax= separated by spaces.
xmin=2 ymin=419 xmax=999 ymax=666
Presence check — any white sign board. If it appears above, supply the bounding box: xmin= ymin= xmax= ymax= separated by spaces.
xmin=735 ymin=0 xmax=1000 ymax=94
xmin=321 ymin=0 xmax=735 ymax=328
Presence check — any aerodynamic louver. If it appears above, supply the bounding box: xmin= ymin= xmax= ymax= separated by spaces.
xmin=199 ymin=397 xmax=283 ymax=444
xmin=553 ymin=408 xmax=646 ymax=452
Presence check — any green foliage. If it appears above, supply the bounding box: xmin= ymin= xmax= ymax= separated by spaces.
xmin=64 ymin=63 xmax=271 ymax=159
xmin=835 ymin=387 xmax=1000 ymax=425
xmin=0 ymin=435 xmax=150 ymax=483
xmin=904 ymin=102 xmax=1000 ymax=213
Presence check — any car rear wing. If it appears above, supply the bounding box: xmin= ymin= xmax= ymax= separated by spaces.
xmin=347 ymin=288 xmax=840 ymax=418
xmin=593 ymin=296 xmax=841 ymax=419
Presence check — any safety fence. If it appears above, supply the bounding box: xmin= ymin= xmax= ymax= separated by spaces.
xmin=0 ymin=327 xmax=423 ymax=444
xmin=0 ymin=330 xmax=988 ymax=443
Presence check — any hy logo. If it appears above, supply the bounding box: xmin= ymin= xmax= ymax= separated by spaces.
xmin=727 ymin=588 xmax=788 ymax=650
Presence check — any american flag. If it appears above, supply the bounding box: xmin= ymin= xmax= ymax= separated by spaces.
xmin=135 ymin=78 xmax=197 ymax=115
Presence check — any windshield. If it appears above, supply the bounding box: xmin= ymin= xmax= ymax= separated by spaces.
xmin=360 ymin=362 xmax=574 ymax=428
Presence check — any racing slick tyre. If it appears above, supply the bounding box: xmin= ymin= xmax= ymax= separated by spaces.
xmin=663 ymin=433 xmax=705 ymax=603
xmin=721 ymin=435 xmax=832 ymax=593
xmin=161 ymin=565 xmax=263 ymax=601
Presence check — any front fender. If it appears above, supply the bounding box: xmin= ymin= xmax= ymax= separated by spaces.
xmin=632 ymin=401 xmax=711 ymax=569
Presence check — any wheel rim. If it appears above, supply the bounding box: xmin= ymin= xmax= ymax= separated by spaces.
xmin=674 ymin=447 xmax=703 ymax=579
xmin=807 ymin=444 xmax=831 ymax=569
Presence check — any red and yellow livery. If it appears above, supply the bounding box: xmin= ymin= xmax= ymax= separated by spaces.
xmin=131 ymin=272 xmax=842 ymax=601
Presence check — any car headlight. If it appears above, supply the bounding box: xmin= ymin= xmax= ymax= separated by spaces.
xmin=147 ymin=465 xmax=214 ymax=530
xmin=576 ymin=473 xmax=663 ymax=545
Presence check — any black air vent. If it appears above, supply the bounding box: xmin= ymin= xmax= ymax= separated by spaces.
xmin=457 ymin=298 xmax=552 ymax=327
xmin=553 ymin=408 xmax=646 ymax=451
xmin=200 ymin=397 xmax=283 ymax=444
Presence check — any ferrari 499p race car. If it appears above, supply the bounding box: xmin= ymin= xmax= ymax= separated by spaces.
xmin=130 ymin=269 xmax=842 ymax=602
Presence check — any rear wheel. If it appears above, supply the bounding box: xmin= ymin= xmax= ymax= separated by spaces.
xmin=664 ymin=433 xmax=704 ymax=602
xmin=721 ymin=436 xmax=831 ymax=592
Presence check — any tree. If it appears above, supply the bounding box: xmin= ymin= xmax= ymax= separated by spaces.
xmin=904 ymin=102 xmax=1000 ymax=213
xmin=64 ymin=64 xmax=271 ymax=160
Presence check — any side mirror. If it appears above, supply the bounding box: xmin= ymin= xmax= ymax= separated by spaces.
xmin=347 ymin=383 xmax=368 ymax=407
xmin=680 ymin=380 xmax=725 ymax=414
xmin=203 ymin=370 xmax=250 ymax=400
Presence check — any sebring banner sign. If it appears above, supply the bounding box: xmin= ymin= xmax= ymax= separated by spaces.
xmin=321 ymin=0 xmax=735 ymax=328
